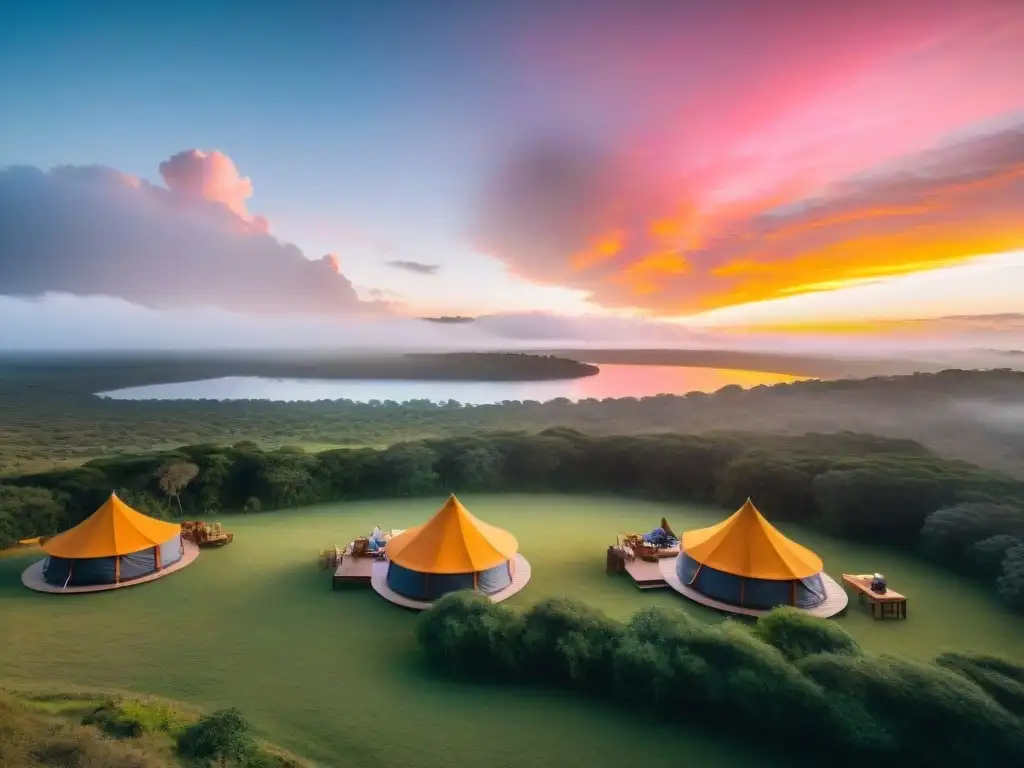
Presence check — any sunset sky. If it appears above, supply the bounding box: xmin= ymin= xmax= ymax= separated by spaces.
xmin=1 ymin=0 xmax=1023 ymax=348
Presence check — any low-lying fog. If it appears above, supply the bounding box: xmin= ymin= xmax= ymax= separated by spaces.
xmin=0 ymin=294 xmax=1022 ymax=368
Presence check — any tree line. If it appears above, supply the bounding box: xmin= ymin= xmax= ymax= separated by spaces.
xmin=417 ymin=593 xmax=1024 ymax=768
xmin=2 ymin=367 xmax=1024 ymax=478
xmin=2 ymin=429 xmax=1022 ymax=611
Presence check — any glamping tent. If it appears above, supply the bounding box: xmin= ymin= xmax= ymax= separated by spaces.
xmin=384 ymin=494 xmax=519 ymax=601
xmin=676 ymin=498 xmax=827 ymax=610
xmin=40 ymin=492 xmax=185 ymax=587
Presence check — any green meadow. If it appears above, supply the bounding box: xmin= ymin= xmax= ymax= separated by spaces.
xmin=2 ymin=494 xmax=1023 ymax=768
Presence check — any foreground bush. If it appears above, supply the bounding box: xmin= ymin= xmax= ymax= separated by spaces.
xmin=752 ymin=605 xmax=861 ymax=661
xmin=933 ymin=652 xmax=1024 ymax=717
xmin=84 ymin=697 xmax=191 ymax=739
xmin=177 ymin=708 xmax=258 ymax=767
xmin=418 ymin=594 xmax=1024 ymax=766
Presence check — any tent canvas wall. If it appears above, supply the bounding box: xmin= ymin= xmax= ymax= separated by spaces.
xmin=677 ymin=498 xmax=827 ymax=610
xmin=40 ymin=493 xmax=185 ymax=587
xmin=385 ymin=494 xmax=519 ymax=601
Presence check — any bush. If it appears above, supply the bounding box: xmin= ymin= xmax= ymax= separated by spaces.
xmin=84 ymin=697 xmax=190 ymax=739
xmin=935 ymin=652 xmax=1024 ymax=717
xmin=416 ymin=597 xmax=1024 ymax=766
xmin=967 ymin=534 xmax=1022 ymax=580
xmin=799 ymin=652 xmax=1024 ymax=765
xmin=518 ymin=597 xmax=622 ymax=693
xmin=752 ymin=606 xmax=861 ymax=661
xmin=416 ymin=591 xmax=523 ymax=679
xmin=177 ymin=708 xmax=257 ymax=767
xmin=997 ymin=543 xmax=1024 ymax=611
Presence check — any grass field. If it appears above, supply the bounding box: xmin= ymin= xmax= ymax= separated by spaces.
xmin=2 ymin=494 xmax=1023 ymax=768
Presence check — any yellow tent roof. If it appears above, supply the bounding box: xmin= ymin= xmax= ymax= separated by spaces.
xmin=681 ymin=498 xmax=823 ymax=580
xmin=41 ymin=493 xmax=182 ymax=559
xmin=386 ymin=494 xmax=518 ymax=574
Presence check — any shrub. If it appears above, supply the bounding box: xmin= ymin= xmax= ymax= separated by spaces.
xmin=416 ymin=597 xmax=1024 ymax=766
xmin=84 ymin=697 xmax=191 ymax=739
xmin=935 ymin=652 xmax=1024 ymax=717
xmin=997 ymin=543 xmax=1024 ymax=610
xmin=752 ymin=606 xmax=861 ymax=661
xmin=967 ymin=534 xmax=1022 ymax=580
xmin=416 ymin=591 xmax=523 ymax=679
xmin=177 ymin=708 xmax=257 ymax=766
xmin=518 ymin=597 xmax=622 ymax=693
xmin=799 ymin=652 xmax=1024 ymax=765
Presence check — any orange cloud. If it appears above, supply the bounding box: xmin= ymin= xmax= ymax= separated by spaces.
xmin=477 ymin=120 xmax=1024 ymax=316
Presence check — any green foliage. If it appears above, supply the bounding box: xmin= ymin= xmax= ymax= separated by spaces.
xmin=800 ymin=652 xmax=1024 ymax=765
xmin=177 ymin=708 xmax=258 ymax=767
xmin=997 ymin=543 xmax=1024 ymax=611
xmin=934 ymin=652 xmax=1024 ymax=716
xmin=752 ymin=606 xmax=861 ymax=661
xmin=0 ymin=693 xmax=167 ymax=768
xmin=0 ymin=485 xmax=63 ymax=548
xmin=83 ymin=697 xmax=191 ymax=739
xmin=416 ymin=592 xmax=524 ymax=679
xmin=968 ymin=534 xmax=1023 ymax=580
xmin=416 ymin=598 xmax=1024 ymax=766
xmin=920 ymin=502 xmax=1024 ymax=568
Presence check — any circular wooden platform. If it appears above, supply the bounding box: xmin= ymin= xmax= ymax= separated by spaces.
xmin=658 ymin=557 xmax=849 ymax=619
xmin=371 ymin=554 xmax=532 ymax=611
xmin=20 ymin=541 xmax=201 ymax=594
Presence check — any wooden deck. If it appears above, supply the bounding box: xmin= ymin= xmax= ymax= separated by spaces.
xmin=659 ymin=557 xmax=849 ymax=619
xmin=842 ymin=574 xmax=908 ymax=619
xmin=371 ymin=554 xmax=533 ymax=611
xmin=20 ymin=541 xmax=201 ymax=595
xmin=623 ymin=558 xmax=670 ymax=589
xmin=332 ymin=555 xmax=380 ymax=588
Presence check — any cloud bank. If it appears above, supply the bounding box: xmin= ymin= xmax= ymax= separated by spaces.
xmin=0 ymin=151 xmax=376 ymax=315
xmin=1 ymin=294 xmax=1021 ymax=356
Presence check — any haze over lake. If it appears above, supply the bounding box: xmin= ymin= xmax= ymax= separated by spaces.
xmin=98 ymin=364 xmax=805 ymax=404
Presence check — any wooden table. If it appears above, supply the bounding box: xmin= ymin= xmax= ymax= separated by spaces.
xmin=842 ymin=574 xmax=907 ymax=619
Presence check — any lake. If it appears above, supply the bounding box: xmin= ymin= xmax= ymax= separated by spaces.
xmin=97 ymin=364 xmax=806 ymax=404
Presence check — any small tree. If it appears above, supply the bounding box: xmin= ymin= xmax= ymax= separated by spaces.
xmin=243 ymin=497 xmax=262 ymax=516
xmin=155 ymin=461 xmax=200 ymax=516
xmin=177 ymin=707 xmax=256 ymax=766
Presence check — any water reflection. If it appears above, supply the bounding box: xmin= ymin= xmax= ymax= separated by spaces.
xmin=98 ymin=364 xmax=805 ymax=404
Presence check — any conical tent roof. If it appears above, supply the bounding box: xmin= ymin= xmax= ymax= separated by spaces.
xmin=386 ymin=494 xmax=518 ymax=574
xmin=41 ymin=492 xmax=182 ymax=559
xmin=681 ymin=498 xmax=822 ymax=580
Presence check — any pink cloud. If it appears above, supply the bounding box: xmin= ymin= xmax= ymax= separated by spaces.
xmin=476 ymin=3 xmax=1024 ymax=316
xmin=159 ymin=149 xmax=269 ymax=230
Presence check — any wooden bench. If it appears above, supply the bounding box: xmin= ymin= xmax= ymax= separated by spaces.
xmin=842 ymin=574 xmax=907 ymax=619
